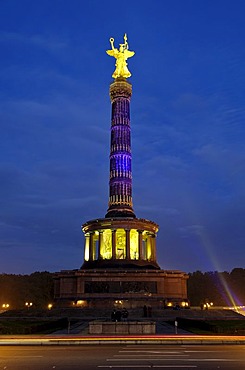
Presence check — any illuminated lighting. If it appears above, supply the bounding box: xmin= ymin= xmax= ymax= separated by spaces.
xmin=25 ymin=302 xmax=33 ymax=309
xmin=48 ymin=303 xmax=53 ymax=310
xmin=116 ymin=229 xmax=126 ymax=259
xmin=181 ymin=301 xmax=189 ymax=307
xmin=2 ymin=303 xmax=10 ymax=309
xmin=130 ymin=229 xmax=138 ymax=259
xmin=1 ymin=334 xmax=245 ymax=345
xmin=186 ymin=222 xmax=241 ymax=310
xmin=227 ymin=305 xmax=245 ymax=316
xmin=84 ymin=234 xmax=89 ymax=261
xmin=106 ymin=34 xmax=135 ymax=79
xmin=96 ymin=228 xmax=153 ymax=261
xmin=76 ymin=300 xmax=87 ymax=307
xmin=217 ymin=272 xmax=240 ymax=311
xmin=101 ymin=229 xmax=112 ymax=259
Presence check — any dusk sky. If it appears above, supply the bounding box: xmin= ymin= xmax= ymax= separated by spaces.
xmin=1 ymin=0 xmax=244 ymax=274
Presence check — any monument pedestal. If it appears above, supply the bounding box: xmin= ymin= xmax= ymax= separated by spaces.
xmin=54 ymin=268 xmax=189 ymax=309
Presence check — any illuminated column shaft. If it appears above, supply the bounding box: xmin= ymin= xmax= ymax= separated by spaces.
xmin=105 ymin=78 xmax=136 ymax=218
xmin=138 ymin=230 xmax=143 ymax=260
xmin=98 ymin=231 xmax=103 ymax=259
xmin=89 ymin=232 xmax=95 ymax=261
xmin=112 ymin=230 xmax=116 ymax=259
xmin=146 ymin=234 xmax=152 ymax=261
xmin=125 ymin=229 xmax=130 ymax=259
xmin=84 ymin=234 xmax=90 ymax=261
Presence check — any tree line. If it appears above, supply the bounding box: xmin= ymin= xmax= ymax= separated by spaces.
xmin=0 ymin=269 xmax=244 ymax=309
xmin=0 ymin=271 xmax=53 ymax=309
xmin=188 ymin=268 xmax=245 ymax=306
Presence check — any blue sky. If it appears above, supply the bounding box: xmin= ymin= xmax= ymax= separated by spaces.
xmin=0 ymin=0 xmax=244 ymax=274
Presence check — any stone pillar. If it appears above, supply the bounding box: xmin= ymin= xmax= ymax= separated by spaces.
xmin=146 ymin=233 xmax=152 ymax=261
xmin=151 ymin=234 xmax=156 ymax=261
xmin=138 ymin=230 xmax=143 ymax=260
xmin=89 ymin=232 xmax=94 ymax=261
xmin=112 ymin=229 xmax=116 ymax=259
xmin=125 ymin=229 xmax=130 ymax=259
xmin=84 ymin=234 xmax=90 ymax=261
xmin=98 ymin=231 xmax=103 ymax=259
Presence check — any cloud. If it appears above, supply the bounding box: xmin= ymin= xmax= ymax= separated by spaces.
xmin=178 ymin=224 xmax=205 ymax=237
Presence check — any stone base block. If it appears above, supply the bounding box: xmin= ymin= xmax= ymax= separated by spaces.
xmin=89 ymin=321 xmax=155 ymax=335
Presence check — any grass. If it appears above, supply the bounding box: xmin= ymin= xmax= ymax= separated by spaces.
xmin=0 ymin=318 xmax=71 ymax=334
xmin=176 ymin=318 xmax=245 ymax=335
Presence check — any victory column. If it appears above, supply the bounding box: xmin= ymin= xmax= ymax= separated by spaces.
xmin=54 ymin=35 xmax=189 ymax=309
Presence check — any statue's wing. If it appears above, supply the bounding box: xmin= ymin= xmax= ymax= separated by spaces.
xmin=106 ymin=49 xmax=116 ymax=56
xmin=125 ymin=50 xmax=135 ymax=58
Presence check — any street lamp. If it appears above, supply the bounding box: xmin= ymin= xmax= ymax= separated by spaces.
xmin=25 ymin=302 xmax=33 ymax=309
xmin=2 ymin=303 xmax=10 ymax=309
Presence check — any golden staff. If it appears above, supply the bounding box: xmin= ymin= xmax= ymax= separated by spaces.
xmin=109 ymin=37 xmax=115 ymax=49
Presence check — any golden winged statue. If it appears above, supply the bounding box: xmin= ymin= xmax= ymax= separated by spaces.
xmin=106 ymin=34 xmax=135 ymax=79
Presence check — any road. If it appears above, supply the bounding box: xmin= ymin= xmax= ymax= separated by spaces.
xmin=0 ymin=344 xmax=245 ymax=369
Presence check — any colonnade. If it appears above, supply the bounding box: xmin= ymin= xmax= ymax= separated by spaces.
xmin=84 ymin=228 xmax=156 ymax=263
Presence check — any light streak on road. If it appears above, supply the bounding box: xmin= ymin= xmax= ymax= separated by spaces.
xmin=0 ymin=334 xmax=245 ymax=345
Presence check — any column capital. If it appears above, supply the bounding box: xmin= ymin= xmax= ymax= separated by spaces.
xmin=109 ymin=79 xmax=132 ymax=101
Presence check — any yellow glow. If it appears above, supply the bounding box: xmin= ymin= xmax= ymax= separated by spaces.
xmin=146 ymin=234 xmax=152 ymax=260
xmin=83 ymin=226 xmax=156 ymax=262
xmin=167 ymin=302 xmax=173 ymax=307
xmin=181 ymin=301 xmax=189 ymax=307
xmin=48 ymin=304 xmax=53 ymax=310
xmin=116 ymin=229 xmax=126 ymax=259
xmin=84 ymin=234 xmax=89 ymax=261
xmin=106 ymin=34 xmax=135 ymax=79
xmin=130 ymin=229 xmax=138 ymax=259
xmin=101 ymin=229 xmax=112 ymax=259
xmin=76 ymin=300 xmax=87 ymax=307
xmin=2 ymin=303 xmax=9 ymax=308
xmin=1 ymin=335 xmax=245 ymax=344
